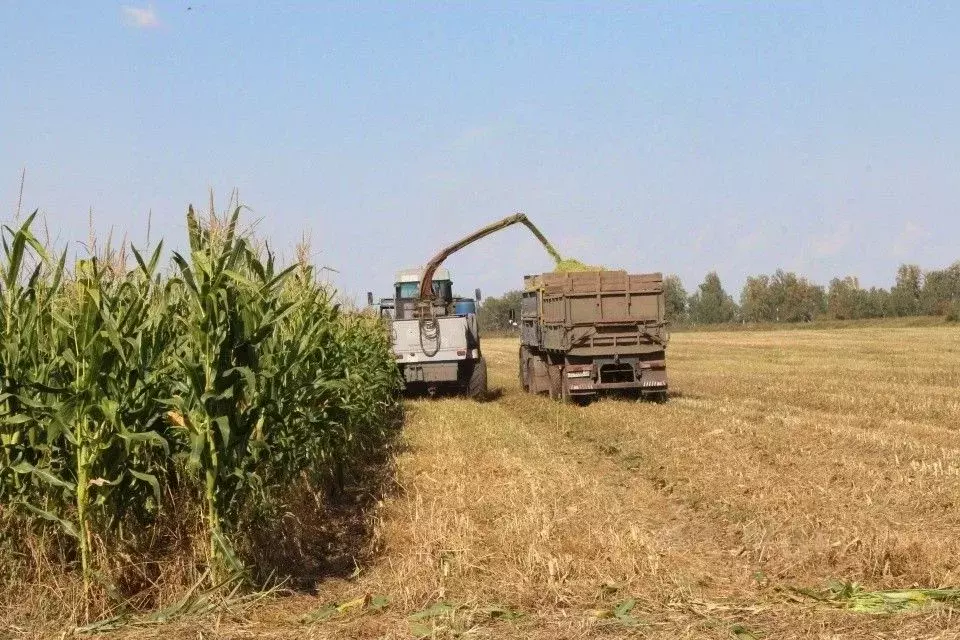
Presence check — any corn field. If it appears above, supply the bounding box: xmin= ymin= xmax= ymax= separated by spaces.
xmin=0 ymin=207 xmax=401 ymax=614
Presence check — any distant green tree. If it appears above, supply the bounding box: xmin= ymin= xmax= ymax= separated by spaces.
xmin=861 ymin=287 xmax=891 ymax=318
xmin=740 ymin=270 xmax=823 ymax=322
xmin=919 ymin=262 xmax=960 ymax=315
xmin=827 ymin=276 xmax=862 ymax=320
xmin=767 ymin=269 xmax=824 ymax=322
xmin=740 ymin=275 xmax=774 ymax=322
xmin=826 ymin=277 xmax=895 ymax=320
xmin=888 ymin=264 xmax=923 ymax=317
xmin=662 ymin=274 xmax=688 ymax=324
xmin=688 ymin=271 xmax=737 ymax=324
xmin=948 ymin=300 xmax=960 ymax=322
xmin=478 ymin=290 xmax=523 ymax=332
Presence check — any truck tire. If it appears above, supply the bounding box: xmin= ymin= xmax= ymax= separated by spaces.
xmin=468 ymin=357 xmax=488 ymax=398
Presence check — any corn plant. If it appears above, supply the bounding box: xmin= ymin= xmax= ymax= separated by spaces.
xmin=0 ymin=204 xmax=402 ymax=613
xmin=166 ymin=206 xmax=302 ymax=578
xmin=0 ymin=214 xmax=175 ymax=605
xmin=0 ymin=213 xmax=69 ymax=555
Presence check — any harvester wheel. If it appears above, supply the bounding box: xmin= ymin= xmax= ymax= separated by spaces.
xmin=468 ymin=357 xmax=488 ymax=398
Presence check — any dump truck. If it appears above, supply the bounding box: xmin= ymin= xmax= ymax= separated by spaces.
xmin=371 ymin=212 xmax=563 ymax=397
xmin=516 ymin=270 xmax=669 ymax=402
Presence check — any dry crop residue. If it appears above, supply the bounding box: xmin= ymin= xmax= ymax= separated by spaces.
xmin=69 ymin=326 xmax=960 ymax=639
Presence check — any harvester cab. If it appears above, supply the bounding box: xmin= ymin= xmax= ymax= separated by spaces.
xmin=392 ymin=267 xmax=454 ymax=320
xmin=377 ymin=267 xmax=486 ymax=397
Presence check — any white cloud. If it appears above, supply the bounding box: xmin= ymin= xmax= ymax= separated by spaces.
xmin=122 ymin=5 xmax=161 ymax=29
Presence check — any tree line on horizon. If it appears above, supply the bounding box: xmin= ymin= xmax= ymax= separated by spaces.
xmin=478 ymin=261 xmax=960 ymax=331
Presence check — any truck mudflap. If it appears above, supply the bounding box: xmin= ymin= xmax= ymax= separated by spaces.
xmin=637 ymin=367 xmax=668 ymax=399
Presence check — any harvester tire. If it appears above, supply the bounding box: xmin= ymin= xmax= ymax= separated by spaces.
xmin=468 ymin=357 xmax=488 ymax=398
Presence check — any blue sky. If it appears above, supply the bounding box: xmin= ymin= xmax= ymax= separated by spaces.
xmin=2 ymin=2 xmax=959 ymax=301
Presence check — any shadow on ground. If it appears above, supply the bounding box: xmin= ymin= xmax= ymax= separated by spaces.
xmin=245 ymin=408 xmax=405 ymax=592
xmin=404 ymin=387 xmax=504 ymax=402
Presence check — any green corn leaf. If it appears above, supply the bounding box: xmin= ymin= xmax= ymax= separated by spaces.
xmin=213 ymin=386 xmax=234 ymax=401
xmin=19 ymin=502 xmax=80 ymax=539
xmin=43 ymin=249 xmax=67 ymax=305
xmin=614 ymin=598 xmax=636 ymax=618
xmin=12 ymin=461 xmax=76 ymax=491
xmin=211 ymin=528 xmax=243 ymax=574
xmin=224 ymin=366 xmax=256 ymax=393
xmin=129 ymin=470 xmax=162 ymax=504
xmin=171 ymin=254 xmax=198 ymax=295
xmin=409 ymin=603 xmax=454 ymax=620
xmin=118 ymin=429 xmax=170 ymax=456
xmin=188 ymin=432 xmax=205 ymax=468
xmin=213 ymin=416 xmax=231 ymax=449
xmin=223 ymin=269 xmax=260 ymax=292
xmin=3 ymin=211 xmax=39 ymax=288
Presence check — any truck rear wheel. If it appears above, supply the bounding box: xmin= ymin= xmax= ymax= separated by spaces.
xmin=468 ymin=357 xmax=488 ymax=398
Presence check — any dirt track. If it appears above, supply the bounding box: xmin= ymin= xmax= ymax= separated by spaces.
xmin=98 ymin=328 xmax=960 ymax=639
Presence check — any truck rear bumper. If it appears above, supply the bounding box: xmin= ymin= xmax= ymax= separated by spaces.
xmin=565 ymin=365 xmax=667 ymax=396
xmin=402 ymin=361 xmax=460 ymax=383
xmin=566 ymin=380 xmax=668 ymax=394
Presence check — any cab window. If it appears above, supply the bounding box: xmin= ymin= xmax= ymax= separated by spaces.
xmin=396 ymin=280 xmax=452 ymax=299
xmin=397 ymin=282 xmax=419 ymax=298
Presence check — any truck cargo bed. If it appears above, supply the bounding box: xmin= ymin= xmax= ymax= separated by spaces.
xmin=518 ymin=270 xmax=668 ymax=401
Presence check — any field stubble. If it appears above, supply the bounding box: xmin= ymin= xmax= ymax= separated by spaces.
xmin=34 ymin=326 xmax=960 ymax=638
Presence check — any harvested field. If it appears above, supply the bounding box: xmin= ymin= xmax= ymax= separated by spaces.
xmin=13 ymin=326 xmax=960 ymax=639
